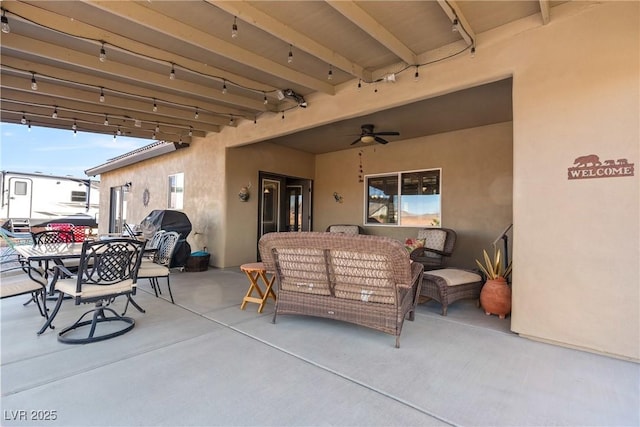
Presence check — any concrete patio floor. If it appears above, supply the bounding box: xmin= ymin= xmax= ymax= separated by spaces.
xmin=1 ymin=267 xmax=638 ymax=426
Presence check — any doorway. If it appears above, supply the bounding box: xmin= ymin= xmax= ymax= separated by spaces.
xmin=109 ymin=185 xmax=128 ymax=234
xmin=257 ymin=172 xmax=312 ymax=257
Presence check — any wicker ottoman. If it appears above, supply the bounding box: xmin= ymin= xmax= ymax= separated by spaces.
xmin=420 ymin=268 xmax=484 ymax=316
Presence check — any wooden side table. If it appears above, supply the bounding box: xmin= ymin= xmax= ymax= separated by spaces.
xmin=240 ymin=262 xmax=276 ymax=313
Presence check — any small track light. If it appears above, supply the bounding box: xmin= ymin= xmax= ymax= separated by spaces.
xmin=231 ymin=16 xmax=238 ymax=38
xmin=31 ymin=73 xmax=38 ymax=91
xmin=52 ymin=107 xmax=58 ymax=119
xmin=263 ymin=93 xmax=268 ymax=105
xmin=452 ymin=18 xmax=459 ymax=32
xmin=188 ymin=126 xmax=193 ymax=137
xmin=357 ymin=79 xmax=362 ymax=90
xmin=152 ymin=100 xmax=158 ymax=112
xmin=328 ymin=65 xmax=333 ymax=80
xmin=155 ymin=123 xmax=160 ymax=133
xmin=414 ymin=66 xmax=419 ymax=81
xmin=99 ymin=43 xmax=107 ymax=62
xmin=117 ymin=127 xmax=122 ymax=136
xmin=169 ymin=63 xmax=176 ymax=80
xmin=99 ymin=88 xmax=105 ymax=102
xmin=194 ymin=108 xmax=199 ymax=119
xmin=21 ymin=114 xmax=27 ymax=125
xmin=27 ymin=121 xmax=31 ymax=131
xmin=471 ymin=46 xmax=476 ymax=58
xmin=222 ymin=81 xmax=227 ymax=94
xmin=104 ymin=115 xmax=109 ymax=126
xmin=152 ymin=132 xmax=156 ymax=139
xmin=72 ymin=121 xmax=77 ymax=131
xmin=229 ymin=117 xmax=234 ymax=126
xmin=288 ymin=45 xmax=293 ymax=64
xmin=1 ymin=10 xmax=10 ymax=34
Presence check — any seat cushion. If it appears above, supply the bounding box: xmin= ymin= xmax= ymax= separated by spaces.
xmin=137 ymin=263 xmax=170 ymax=278
xmin=55 ymin=278 xmax=134 ymax=298
xmin=425 ymin=269 xmax=482 ymax=287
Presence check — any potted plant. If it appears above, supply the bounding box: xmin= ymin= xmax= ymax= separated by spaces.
xmin=475 ymin=246 xmax=512 ymax=319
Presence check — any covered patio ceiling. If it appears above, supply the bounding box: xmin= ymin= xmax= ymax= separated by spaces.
xmin=1 ymin=1 xmax=557 ymax=153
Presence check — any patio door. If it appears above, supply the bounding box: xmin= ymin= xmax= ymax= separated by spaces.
xmin=109 ymin=185 xmax=128 ymax=234
xmin=257 ymin=172 xmax=312 ymax=257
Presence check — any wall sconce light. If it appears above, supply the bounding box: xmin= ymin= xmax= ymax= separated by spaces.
xmin=238 ymin=183 xmax=252 ymax=202
xmin=123 ymin=182 xmax=132 ymax=193
xmin=333 ymin=192 xmax=343 ymax=203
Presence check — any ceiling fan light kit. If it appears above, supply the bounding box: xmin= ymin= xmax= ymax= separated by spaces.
xmin=351 ymin=124 xmax=400 ymax=146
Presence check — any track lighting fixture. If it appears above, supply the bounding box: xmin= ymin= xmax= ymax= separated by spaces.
xmin=471 ymin=46 xmax=476 ymax=58
xmin=152 ymin=132 xmax=156 ymax=139
xmin=414 ymin=66 xmax=419 ymax=81
xmin=263 ymin=93 xmax=268 ymax=105
xmin=99 ymin=43 xmax=107 ymax=62
xmin=31 ymin=73 xmax=38 ymax=91
xmin=188 ymin=126 xmax=193 ymax=136
xmin=282 ymin=111 xmax=285 ymax=120
xmin=194 ymin=108 xmax=199 ymax=119
xmin=155 ymin=123 xmax=160 ymax=133
xmin=328 ymin=65 xmax=333 ymax=80
xmin=153 ymin=99 xmax=158 ymax=112
xmin=99 ymin=88 xmax=105 ymax=102
xmin=1 ymin=10 xmax=10 ymax=34
xmin=228 ymin=116 xmax=234 ymax=126
xmin=113 ymin=132 xmax=117 ymax=141
xmin=52 ymin=107 xmax=58 ymax=119
xmin=104 ymin=115 xmax=109 ymax=126
xmin=21 ymin=114 xmax=27 ymax=125
xmin=357 ymin=79 xmax=362 ymax=90
xmin=27 ymin=121 xmax=31 ymax=131
xmin=117 ymin=127 xmax=122 ymax=136
xmin=452 ymin=18 xmax=459 ymax=32
xmin=232 ymin=16 xmax=238 ymax=38
xmin=288 ymin=45 xmax=293 ymax=64
xmin=169 ymin=63 xmax=176 ymax=80
xmin=72 ymin=121 xmax=77 ymax=131
xmin=222 ymin=81 xmax=227 ymax=94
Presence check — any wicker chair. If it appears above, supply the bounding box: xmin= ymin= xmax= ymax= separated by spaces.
xmin=409 ymin=228 xmax=456 ymax=271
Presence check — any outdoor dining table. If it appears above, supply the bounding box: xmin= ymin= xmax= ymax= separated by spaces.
xmin=14 ymin=242 xmax=85 ymax=295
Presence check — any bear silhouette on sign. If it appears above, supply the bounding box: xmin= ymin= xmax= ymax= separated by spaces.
xmin=573 ymin=154 xmax=601 ymax=167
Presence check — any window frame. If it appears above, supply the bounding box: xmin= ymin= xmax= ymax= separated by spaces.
xmin=167 ymin=173 xmax=184 ymax=210
xmin=364 ymin=168 xmax=442 ymax=227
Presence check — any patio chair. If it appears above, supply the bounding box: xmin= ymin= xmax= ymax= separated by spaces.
xmin=1 ymin=264 xmax=51 ymax=332
xmin=39 ymin=238 xmax=146 ymax=343
xmin=48 ymin=223 xmax=88 ymax=242
xmin=325 ymin=224 xmax=364 ymax=234
xmin=408 ymin=228 xmax=457 ymax=271
xmin=0 ymin=227 xmax=34 ymax=266
xmin=137 ymin=231 xmax=180 ymax=303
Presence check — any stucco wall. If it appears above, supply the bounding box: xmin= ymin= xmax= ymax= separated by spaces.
xmin=97 ymin=137 xmax=226 ymax=264
xmin=224 ymin=142 xmax=315 ymax=267
xmin=314 ymin=121 xmax=513 ymax=269
xmin=507 ymin=3 xmax=639 ymax=360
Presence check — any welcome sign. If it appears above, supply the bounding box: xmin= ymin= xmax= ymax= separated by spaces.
xmin=568 ymin=154 xmax=635 ymax=180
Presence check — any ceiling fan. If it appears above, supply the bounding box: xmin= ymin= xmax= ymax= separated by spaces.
xmin=350 ymin=124 xmax=400 ymax=145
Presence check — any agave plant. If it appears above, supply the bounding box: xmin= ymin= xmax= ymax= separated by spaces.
xmin=475 ymin=246 xmax=512 ymax=280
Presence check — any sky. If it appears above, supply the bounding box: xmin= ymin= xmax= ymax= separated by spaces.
xmin=1 ymin=123 xmax=151 ymax=179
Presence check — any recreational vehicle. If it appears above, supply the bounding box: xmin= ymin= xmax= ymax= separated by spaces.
xmin=0 ymin=171 xmax=99 ymax=228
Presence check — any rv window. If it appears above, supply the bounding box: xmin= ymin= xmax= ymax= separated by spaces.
xmin=14 ymin=181 xmax=27 ymax=195
xmin=71 ymin=191 xmax=86 ymax=202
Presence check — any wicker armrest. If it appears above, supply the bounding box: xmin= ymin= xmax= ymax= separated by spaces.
xmin=409 ymin=246 xmax=451 ymax=259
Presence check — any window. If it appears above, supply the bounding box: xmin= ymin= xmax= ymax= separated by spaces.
xmin=71 ymin=191 xmax=86 ymax=202
xmin=365 ymin=169 xmax=441 ymax=226
xmin=14 ymin=181 xmax=27 ymax=195
xmin=168 ymin=173 xmax=184 ymax=209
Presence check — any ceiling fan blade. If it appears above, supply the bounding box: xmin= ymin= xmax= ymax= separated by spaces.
xmin=350 ymin=137 xmax=362 ymax=145
xmin=374 ymin=131 xmax=400 ymax=136
xmin=374 ymin=136 xmax=389 ymax=144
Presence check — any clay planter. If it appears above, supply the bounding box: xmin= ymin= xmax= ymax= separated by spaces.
xmin=480 ymin=277 xmax=511 ymax=319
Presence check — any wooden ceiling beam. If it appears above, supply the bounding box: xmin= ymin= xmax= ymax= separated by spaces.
xmin=539 ymin=0 xmax=551 ymax=25
xmin=435 ymin=0 xmax=476 ymax=46
xmin=3 ymin=1 xmax=278 ymax=97
xmin=83 ymin=0 xmax=335 ymax=94
xmin=326 ymin=1 xmax=418 ymax=66
xmin=210 ymin=0 xmax=371 ymax=82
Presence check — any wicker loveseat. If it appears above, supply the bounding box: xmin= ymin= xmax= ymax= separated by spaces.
xmin=258 ymin=232 xmax=424 ymax=348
